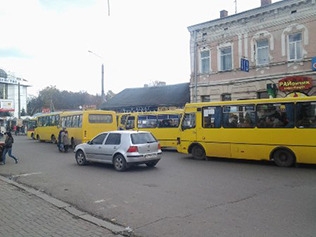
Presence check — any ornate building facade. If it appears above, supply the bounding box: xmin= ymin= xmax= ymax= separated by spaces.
xmin=188 ymin=0 xmax=316 ymax=102
xmin=0 ymin=68 xmax=29 ymax=118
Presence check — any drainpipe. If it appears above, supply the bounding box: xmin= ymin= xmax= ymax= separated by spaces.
xmin=193 ymin=30 xmax=198 ymax=102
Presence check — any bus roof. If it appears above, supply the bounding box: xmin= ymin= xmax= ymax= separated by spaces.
xmin=185 ymin=96 xmax=316 ymax=108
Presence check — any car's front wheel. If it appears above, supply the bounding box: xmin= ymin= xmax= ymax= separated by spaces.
xmin=113 ymin=154 xmax=127 ymax=171
xmin=75 ymin=150 xmax=87 ymax=166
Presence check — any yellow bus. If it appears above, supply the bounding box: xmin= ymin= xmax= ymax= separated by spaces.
xmin=60 ymin=110 xmax=117 ymax=148
xmin=35 ymin=112 xmax=62 ymax=143
xmin=177 ymin=96 xmax=316 ymax=167
xmin=125 ymin=110 xmax=183 ymax=149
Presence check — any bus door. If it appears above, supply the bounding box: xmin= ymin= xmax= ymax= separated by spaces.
xmin=177 ymin=108 xmax=198 ymax=153
xmin=125 ymin=115 xmax=136 ymax=130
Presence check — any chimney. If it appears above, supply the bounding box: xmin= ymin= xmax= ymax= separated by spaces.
xmin=220 ymin=10 xmax=228 ymax=18
xmin=261 ymin=0 xmax=272 ymax=7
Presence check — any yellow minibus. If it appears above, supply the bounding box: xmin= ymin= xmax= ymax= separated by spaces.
xmin=60 ymin=110 xmax=117 ymax=148
xmin=125 ymin=110 xmax=183 ymax=149
xmin=177 ymin=96 xmax=316 ymax=167
xmin=35 ymin=112 xmax=62 ymax=143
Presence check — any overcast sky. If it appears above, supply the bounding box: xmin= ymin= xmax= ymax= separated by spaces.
xmin=0 ymin=0 xmax=282 ymax=96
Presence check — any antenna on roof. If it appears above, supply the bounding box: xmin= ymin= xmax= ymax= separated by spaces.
xmin=234 ymin=0 xmax=237 ymax=14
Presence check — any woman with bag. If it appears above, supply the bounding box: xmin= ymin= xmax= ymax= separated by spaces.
xmin=1 ymin=132 xmax=18 ymax=165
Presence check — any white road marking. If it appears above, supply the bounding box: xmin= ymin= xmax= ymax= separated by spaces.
xmin=94 ymin=199 xmax=105 ymax=203
xmin=12 ymin=172 xmax=42 ymax=178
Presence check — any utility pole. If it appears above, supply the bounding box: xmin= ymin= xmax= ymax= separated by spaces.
xmin=18 ymin=82 xmax=21 ymax=119
xmin=107 ymin=0 xmax=111 ymax=16
xmin=88 ymin=50 xmax=105 ymax=102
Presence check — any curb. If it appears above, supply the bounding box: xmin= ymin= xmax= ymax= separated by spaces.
xmin=0 ymin=175 xmax=133 ymax=236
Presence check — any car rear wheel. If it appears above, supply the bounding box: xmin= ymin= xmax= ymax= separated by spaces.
xmin=146 ymin=160 xmax=159 ymax=167
xmin=75 ymin=150 xmax=87 ymax=166
xmin=113 ymin=154 xmax=127 ymax=171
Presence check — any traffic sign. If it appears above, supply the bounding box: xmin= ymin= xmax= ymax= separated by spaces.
xmin=312 ymin=57 xmax=316 ymax=71
xmin=240 ymin=58 xmax=249 ymax=72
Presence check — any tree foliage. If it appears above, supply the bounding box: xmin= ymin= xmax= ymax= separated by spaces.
xmin=27 ymin=86 xmax=115 ymax=116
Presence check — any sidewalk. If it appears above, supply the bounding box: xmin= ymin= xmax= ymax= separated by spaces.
xmin=0 ymin=175 xmax=130 ymax=237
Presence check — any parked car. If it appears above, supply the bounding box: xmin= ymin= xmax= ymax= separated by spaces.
xmin=74 ymin=130 xmax=162 ymax=171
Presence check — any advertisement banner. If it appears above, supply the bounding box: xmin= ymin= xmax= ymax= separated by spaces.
xmin=0 ymin=100 xmax=14 ymax=112
xmin=278 ymin=76 xmax=313 ymax=92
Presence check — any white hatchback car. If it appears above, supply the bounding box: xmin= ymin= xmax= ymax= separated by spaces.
xmin=74 ymin=130 xmax=162 ymax=171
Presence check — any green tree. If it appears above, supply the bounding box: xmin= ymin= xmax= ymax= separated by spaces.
xmin=27 ymin=87 xmax=116 ymax=116
xmin=21 ymin=108 xmax=26 ymax=116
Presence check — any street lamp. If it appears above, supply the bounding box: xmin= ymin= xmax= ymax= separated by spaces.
xmin=88 ymin=50 xmax=105 ymax=102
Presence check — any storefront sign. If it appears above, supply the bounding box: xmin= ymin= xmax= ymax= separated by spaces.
xmin=278 ymin=76 xmax=313 ymax=92
xmin=0 ymin=100 xmax=14 ymax=112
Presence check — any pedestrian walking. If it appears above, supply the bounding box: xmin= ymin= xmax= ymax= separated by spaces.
xmin=1 ymin=132 xmax=18 ymax=165
xmin=63 ymin=130 xmax=70 ymax=152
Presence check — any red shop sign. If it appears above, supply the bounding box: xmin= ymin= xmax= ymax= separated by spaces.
xmin=278 ymin=76 xmax=313 ymax=92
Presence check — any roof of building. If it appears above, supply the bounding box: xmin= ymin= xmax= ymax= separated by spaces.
xmin=101 ymin=82 xmax=190 ymax=111
xmin=0 ymin=68 xmax=8 ymax=78
xmin=187 ymin=0 xmax=293 ymax=31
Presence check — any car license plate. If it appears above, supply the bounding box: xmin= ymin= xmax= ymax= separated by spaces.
xmin=145 ymin=154 xmax=157 ymax=159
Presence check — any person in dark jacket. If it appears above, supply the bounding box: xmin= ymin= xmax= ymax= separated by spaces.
xmin=1 ymin=132 xmax=18 ymax=165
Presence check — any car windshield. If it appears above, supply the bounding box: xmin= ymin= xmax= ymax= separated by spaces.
xmin=131 ymin=133 xmax=156 ymax=144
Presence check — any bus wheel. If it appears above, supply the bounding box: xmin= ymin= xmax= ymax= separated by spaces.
xmin=192 ymin=145 xmax=206 ymax=160
xmin=273 ymin=149 xmax=295 ymax=167
xmin=75 ymin=150 xmax=87 ymax=165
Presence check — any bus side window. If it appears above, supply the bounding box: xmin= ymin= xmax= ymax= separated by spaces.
xmin=257 ymin=103 xmax=294 ymax=128
xmin=296 ymin=102 xmax=316 ymax=128
xmin=126 ymin=116 xmax=135 ymax=129
xmin=202 ymin=106 xmax=221 ymax=128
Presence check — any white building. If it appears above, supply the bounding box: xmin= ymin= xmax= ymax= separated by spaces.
xmin=0 ymin=68 xmax=30 ymax=118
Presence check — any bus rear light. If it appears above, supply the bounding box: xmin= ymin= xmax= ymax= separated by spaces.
xmin=127 ymin=146 xmax=138 ymax=152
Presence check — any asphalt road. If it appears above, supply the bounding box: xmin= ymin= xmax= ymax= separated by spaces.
xmin=1 ymin=136 xmax=316 ymax=237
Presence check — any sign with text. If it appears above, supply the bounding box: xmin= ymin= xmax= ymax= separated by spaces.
xmin=278 ymin=76 xmax=313 ymax=92
xmin=240 ymin=58 xmax=249 ymax=72
xmin=0 ymin=100 xmax=14 ymax=112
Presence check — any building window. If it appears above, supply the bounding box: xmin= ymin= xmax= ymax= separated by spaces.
xmin=201 ymin=95 xmax=210 ymax=102
xmin=288 ymin=32 xmax=302 ymax=61
xmin=200 ymin=50 xmax=210 ymax=74
xmin=257 ymin=91 xmax=269 ymax=99
xmin=256 ymin=39 xmax=269 ymax=65
xmin=220 ymin=47 xmax=232 ymax=71
xmin=0 ymin=84 xmax=8 ymax=99
xmin=221 ymin=93 xmax=231 ymax=101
